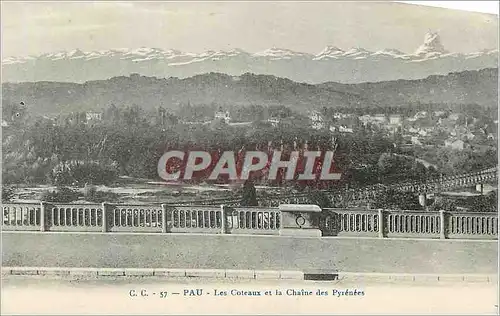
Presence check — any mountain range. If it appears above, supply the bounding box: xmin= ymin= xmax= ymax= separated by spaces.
xmin=2 ymin=68 xmax=497 ymax=117
xmin=2 ymin=32 xmax=498 ymax=84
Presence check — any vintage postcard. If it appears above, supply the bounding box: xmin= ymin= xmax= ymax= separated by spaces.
xmin=1 ymin=1 xmax=498 ymax=315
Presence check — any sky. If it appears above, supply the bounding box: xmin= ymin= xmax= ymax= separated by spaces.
xmin=1 ymin=1 xmax=498 ymax=58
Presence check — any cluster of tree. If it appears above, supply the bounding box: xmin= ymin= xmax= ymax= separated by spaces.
xmin=428 ymin=191 xmax=497 ymax=213
xmin=40 ymin=187 xmax=80 ymax=203
xmin=37 ymin=185 xmax=120 ymax=203
xmin=376 ymin=153 xmax=438 ymax=182
xmin=4 ymin=102 xmax=495 ymax=191
xmin=456 ymin=191 xmax=497 ymax=213
xmin=1 ymin=106 xmax=340 ymax=186
xmin=434 ymin=147 xmax=497 ymax=175
xmin=371 ymin=189 xmax=422 ymax=210
xmin=49 ymin=161 xmax=118 ymax=186
xmin=2 ymin=186 xmax=15 ymax=202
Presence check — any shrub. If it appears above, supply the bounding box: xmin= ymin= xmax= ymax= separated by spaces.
xmin=83 ymin=190 xmax=120 ymax=203
xmin=41 ymin=187 xmax=80 ymax=203
xmin=459 ymin=191 xmax=497 ymax=213
xmin=83 ymin=184 xmax=119 ymax=203
xmin=372 ymin=189 xmax=421 ymax=210
xmin=308 ymin=190 xmax=334 ymax=209
xmin=2 ymin=186 xmax=15 ymax=202
xmin=428 ymin=197 xmax=457 ymax=212
xmin=49 ymin=160 xmax=118 ymax=186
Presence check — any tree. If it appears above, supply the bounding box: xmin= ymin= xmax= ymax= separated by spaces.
xmin=308 ymin=189 xmax=334 ymax=208
xmin=460 ymin=190 xmax=497 ymax=213
xmin=240 ymin=180 xmax=258 ymax=206
xmin=429 ymin=197 xmax=458 ymax=212
xmin=2 ymin=186 xmax=15 ymax=202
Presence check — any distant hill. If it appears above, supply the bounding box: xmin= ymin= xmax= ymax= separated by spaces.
xmin=1 ymin=68 xmax=497 ymax=117
xmin=321 ymin=68 xmax=499 ymax=107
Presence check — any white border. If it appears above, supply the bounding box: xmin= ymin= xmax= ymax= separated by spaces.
xmin=399 ymin=1 xmax=499 ymax=15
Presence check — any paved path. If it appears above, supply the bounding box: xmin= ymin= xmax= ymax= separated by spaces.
xmin=2 ymin=276 xmax=498 ymax=315
xmin=3 ymin=232 xmax=498 ymax=274
xmin=3 ymin=266 xmax=497 ymax=283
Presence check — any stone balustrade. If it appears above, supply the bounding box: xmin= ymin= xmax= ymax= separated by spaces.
xmin=2 ymin=202 xmax=497 ymax=239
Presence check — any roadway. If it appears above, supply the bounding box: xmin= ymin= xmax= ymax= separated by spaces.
xmin=3 ymin=232 xmax=498 ymax=274
xmin=2 ymin=275 xmax=498 ymax=315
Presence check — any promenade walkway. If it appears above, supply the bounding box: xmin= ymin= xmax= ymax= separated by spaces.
xmin=3 ymin=232 xmax=497 ymax=274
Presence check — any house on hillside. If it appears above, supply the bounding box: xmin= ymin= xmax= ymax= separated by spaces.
xmin=448 ymin=113 xmax=464 ymax=122
xmin=464 ymin=132 xmax=475 ymax=140
xmin=411 ymin=136 xmax=422 ymax=146
xmin=445 ymin=139 xmax=466 ymax=151
xmin=359 ymin=115 xmax=370 ymax=125
xmin=309 ymin=110 xmax=325 ymax=130
xmin=214 ymin=107 xmax=231 ymax=123
xmin=309 ymin=111 xmax=322 ymax=121
xmin=358 ymin=114 xmax=387 ymax=126
xmin=433 ymin=111 xmax=446 ymax=118
xmin=267 ymin=118 xmax=280 ymax=127
xmin=333 ymin=112 xmax=353 ymax=119
xmin=408 ymin=127 xmax=419 ymax=134
xmin=229 ymin=121 xmax=253 ymax=127
xmin=373 ymin=114 xmax=387 ymax=124
xmin=389 ymin=114 xmax=403 ymax=126
xmin=339 ymin=125 xmax=353 ymax=133
xmin=86 ymin=111 xmax=103 ymax=122
xmin=414 ymin=111 xmax=428 ymax=120
xmin=418 ymin=129 xmax=429 ymax=137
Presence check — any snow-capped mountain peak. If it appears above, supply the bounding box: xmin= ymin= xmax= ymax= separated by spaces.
xmin=373 ymin=48 xmax=405 ymax=56
xmin=314 ymin=46 xmax=345 ymax=60
xmin=414 ymin=31 xmax=448 ymax=56
xmin=67 ymin=49 xmax=85 ymax=58
xmin=342 ymin=47 xmax=372 ymax=59
xmin=344 ymin=47 xmax=371 ymax=54
xmin=210 ymin=49 xmax=249 ymax=58
xmin=370 ymin=48 xmax=410 ymax=59
xmin=253 ymin=47 xmax=310 ymax=59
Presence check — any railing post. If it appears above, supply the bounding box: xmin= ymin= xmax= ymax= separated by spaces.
xmin=419 ymin=193 xmax=427 ymax=210
xmin=278 ymin=204 xmax=322 ymax=237
xmin=378 ymin=209 xmax=385 ymax=238
xmin=161 ymin=204 xmax=168 ymax=233
xmin=220 ymin=205 xmax=227 ymax=234
xmin=40 ymin=201 xmax=47 ymax=232
xmin=439 ymin=210 xmax=447 ymax=239
xmin=101 ymin=202 xmax=109 ymax=233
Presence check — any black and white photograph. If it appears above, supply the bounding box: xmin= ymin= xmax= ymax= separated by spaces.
xmin=1 ymin=1 xmax=498 ymax=314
